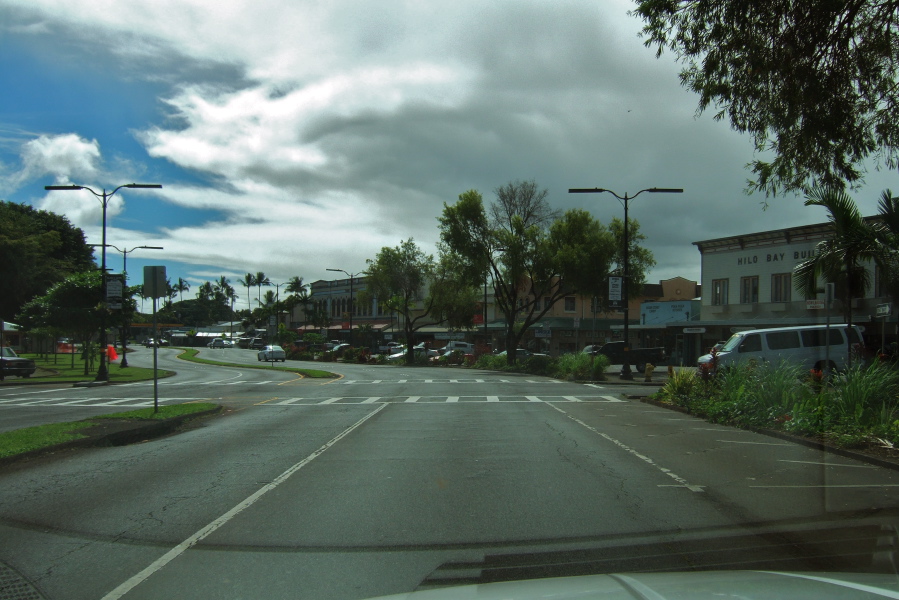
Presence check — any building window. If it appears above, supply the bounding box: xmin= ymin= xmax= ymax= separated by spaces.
xmin=564 ymin=296 xmax=576 ymax=312
xmin=771 ymin=273 xmax=791 ymax=303
xmin=740 ymin=276 xmax=759 ymax=304
xmin=711 ymin=279 xmax=729 ymax=305
xmin=544 ymin=296 xmax=552 ymax=311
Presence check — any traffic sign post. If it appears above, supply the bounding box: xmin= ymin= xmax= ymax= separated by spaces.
xmin=877 ymin=303 xmax=892 ymax=355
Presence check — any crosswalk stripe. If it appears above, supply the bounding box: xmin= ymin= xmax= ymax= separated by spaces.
xmin=362 ymin=397 xmax=381 ymax=404
xmin=446 ymin=396 xmax=459 ymax=403
xmin=526 ymin=396 xmax=542 ymax=402
xmin=486 ymin=396 xmax=500 ymax=402
xmin=404 ymin=396 xmax=421 ymax=403
xmin=319 ymin=398 xmax=341 ymax=404
xmin=563 ymin=396 xmax=582 ymax=402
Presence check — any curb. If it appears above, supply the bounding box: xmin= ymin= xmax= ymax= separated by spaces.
xmin=0 ymin=406 xmax=222 ymax=469
xmin=636 ymin=396 xmax=899 ymax=473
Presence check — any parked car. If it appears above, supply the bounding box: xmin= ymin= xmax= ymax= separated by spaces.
xmin=144 ymin=338 xmax=170 ymax=347
xmin=441 ymin=341 xmax=475 ymax=354
xmin=207 ymin=338 xmax=233 ymax=348
xmin=0 ymin=347 xmax=36 ymax=380
xmin=257 ymin=345 xmax=286 ymax=362
xmin=584 ymin=341 xmax=665 ymax=371
xmin=250 ymin=337 xmax=266 ymax=349
xmin=697 ymin=324 xmax=865 ymax=373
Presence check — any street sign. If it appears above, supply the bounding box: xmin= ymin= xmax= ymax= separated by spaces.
xmin=877 ymin=303 xmax=892 ymax=317
xmin=435 ymin=333 xmax=465 ymax=340
xmin=608 ymin=277 xmax=622 ymax=302
xmin=143 ymin=266 xmax=167 ymax=299
xmin=534 ymin=329 xmax=552 ymax=338
xmin=106 ymin=274 xmax=124 ymax=310
xmin=683 ymin=327 xmax=706 ymax=334
xmin=806 ymin=299 xmax=825 ymax=310
xmin=573 ymin=317 xmax=580 ymax=329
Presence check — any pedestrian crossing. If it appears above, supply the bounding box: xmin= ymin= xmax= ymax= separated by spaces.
xmin=263 ymin=395 xmax=626 ymax=405
xmin=0 ymin=393 xmax=625 ymax=408
xmin=0 ymin=396 xmax=190 ymax=408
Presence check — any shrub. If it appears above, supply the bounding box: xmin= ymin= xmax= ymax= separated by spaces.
xmin=553 ymin=352 xmax=608 ymax=381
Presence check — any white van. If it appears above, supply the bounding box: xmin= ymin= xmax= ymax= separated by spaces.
xmin=442 ymin=341 xmax=475 ymax=354
xmin=697 ymin=324 xmax=865 ymax=372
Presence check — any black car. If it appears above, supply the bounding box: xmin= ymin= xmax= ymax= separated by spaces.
xmin=0 ymin=347 xmax=36 ymax=380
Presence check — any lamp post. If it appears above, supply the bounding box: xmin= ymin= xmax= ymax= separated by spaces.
xmin=104 ymin=244 xmax=163 ymax=367
xmin=568 ymin=187 xmax=682 ymax=380
xmin=327 ymin=268 xmax=363 ymax=346
xmin=45 ymin=183 xmax=162 ymax=381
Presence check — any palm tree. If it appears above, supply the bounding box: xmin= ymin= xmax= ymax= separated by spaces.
xmin=214 ymin=275 xmax=231 ymax=304
xmin=794 ymin=187 xmax=882 ymax=365
xmin=255 ymin=271 xmax=271 ymax=305
xmin=174 ymin=277 xmax=191 ymax=304
xmin=284 ymin=275 xmax=308 ymax=324
xmin=238 ymin=273 xmax=255 ymax=313
xmin=196 ymin=281 xmax=214 ymax=301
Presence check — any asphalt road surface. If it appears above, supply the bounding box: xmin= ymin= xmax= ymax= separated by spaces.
xmin=1 ymin=347 xmax=898 ymax=600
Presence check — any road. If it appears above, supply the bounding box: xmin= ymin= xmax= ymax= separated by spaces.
xmin=1 ymin=346 xmax=898 ymax=600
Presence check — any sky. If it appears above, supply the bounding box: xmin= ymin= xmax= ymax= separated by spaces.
xmin=1 ymin=0 xmax=896 ymax=312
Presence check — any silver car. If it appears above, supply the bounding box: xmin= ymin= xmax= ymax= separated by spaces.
xmin=257 ymin=345 xmax=286 ymax=362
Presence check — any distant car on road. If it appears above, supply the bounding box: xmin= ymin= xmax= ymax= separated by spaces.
xmin=0 ymin=347 xmax=36 ymax=380
xmin=144 ymin=338 xmax=170 ymax=347
xmin=250 ymin=337 xmax=266 ymax=349
xmin=257 ymin=345 xmax=286 ymax=362
xmin=207 ymin=339 xmax=234 ymax=348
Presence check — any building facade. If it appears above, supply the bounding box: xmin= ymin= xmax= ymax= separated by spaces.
xmin=692 ymin=220 xmax=891 ymax=355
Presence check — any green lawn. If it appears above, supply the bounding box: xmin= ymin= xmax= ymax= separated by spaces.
xmin=0 ymin=403 xmax=219 ymax=459
xmin=20 ymin=353 xmax=173 ymax=384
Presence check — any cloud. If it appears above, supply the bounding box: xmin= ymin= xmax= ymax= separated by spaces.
xmin=19 ymin=133 xmax=100 ymax=183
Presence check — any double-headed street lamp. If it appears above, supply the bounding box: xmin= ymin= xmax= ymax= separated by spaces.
xmin=568 ymin=187 xmax=683 ymax=380
xmin=97 ymin=244 xmax=164 ymax=367
xmin=45 ymin=183 xmax=162 ymax=381
xmin=326 ymin=268 xmax=364 ymax=346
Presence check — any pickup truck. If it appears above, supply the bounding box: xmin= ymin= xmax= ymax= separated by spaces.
xmin=583 ymin=342 xmax=666 ymax=371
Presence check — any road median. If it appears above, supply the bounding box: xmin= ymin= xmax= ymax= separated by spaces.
xmin=0 ymin=403 xmax=221 ymax=468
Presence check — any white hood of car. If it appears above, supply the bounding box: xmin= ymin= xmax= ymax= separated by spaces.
xmin=366 ymin=571 xmax=899 ymax=600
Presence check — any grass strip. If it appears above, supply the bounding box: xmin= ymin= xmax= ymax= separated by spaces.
xmin=177 ymin=348 xmax=336 ymax=378
xmin=92 ymin=402 xmax=220 ymax=420
xmin=0 ymin=403 xmax=221 ymax=459
xmin=0 ymin=421 xmax=94 ymax=458
xmin=23 ymin=354 xmax=174 ymax=383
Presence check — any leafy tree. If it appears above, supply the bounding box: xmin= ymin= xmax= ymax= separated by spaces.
xmin=596 ymin=217 xmax=657 ymax=312
xmin=440 ymin=185 xmax=618 ymax=363
xmin=364 ymin=238 xmax=478 ymax=364
xmin=0 ymin=201 xmax=95 ymax=322
xmin=17 ymin=271 xmax=103 ymax=375
xmin=634 ymin=0 xmax=899 ymax=196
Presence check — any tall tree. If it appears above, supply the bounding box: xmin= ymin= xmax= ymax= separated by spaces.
xmin=364 ymin=238 xmax=478 ymax=364
xmin=440 ymin=185 xmax=617 ymax=363
xmin=0 ymin=201 xmax=94 ymax=322
xmin=255 ymin=271 xmax=271 ymax=304
xmin=634 ymin=1 xmax=899 ymax=196
xmin=284 ymin=276 xmax=309 ymax=324
xmin=238 ymin=273 xmax=256 ymax=312
xmin=174 ymin=277 xmax=191 ymax=305
xmin=794 ymin=187 xmax=882 ymax=364
xmin=17 ymin=271 xmax=103 ymax=375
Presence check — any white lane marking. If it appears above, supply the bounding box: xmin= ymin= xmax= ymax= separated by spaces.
xmin=600 ymin=395 xmax=625 ymax=403
xmin=750 ymin=484 xmax=899 ymax=489
xmin=526 ymin=396 xmax=542 ymax=402
xmin=563 ymin=396 xmax=582 ymax=402
xmin=546 ymin=403 xmax=704 ymax=493
xmin=584 ymin=383 xmax=605 ymax=389
xmin=361 ymin=397 xmax=381 ymax=404
xmin=486 ymin=396 xmax=500 ymax=402
xmin=318 ymin=398 xmax=341 ymax=404
xmin=91 ymin=399 xmax=144 ymax=406
xmin=100 ymin=403 xmax=388 ymax=600
xmin=757 ymin=572 xmax=899 ymax=599
xmin=404 ymin=396 xmax=421 ymax=403
xmin=275 ymin=398 xmax=301 ymax=405
xmin=778 ymin=460 xmax=875 ymax=468
xmin=446 ymin=396 xmax=459 ymax=403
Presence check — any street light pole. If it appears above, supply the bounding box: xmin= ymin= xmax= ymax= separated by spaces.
xmin=327 ymin=268 xmax=363 ymax=347
xmin=568 ymin=187 xmax=682 ymax=380
xmin=105 ymin=244 xmax=163 ymax=367
xmin=45 ymin=183 xmax=162 ymax=381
